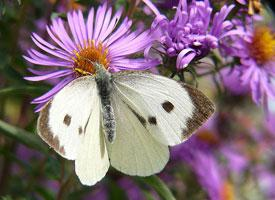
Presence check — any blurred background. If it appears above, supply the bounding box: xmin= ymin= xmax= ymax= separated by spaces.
xmin=1 ymin=0 xmax=275 ymax=199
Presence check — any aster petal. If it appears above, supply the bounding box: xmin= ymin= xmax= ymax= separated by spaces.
xmin=67 ymin=11 xmax=82 ymax=46
xmin=104 ymin=18 xmax=132 ymax=47
xmin=109 ymin=30 xmax=153 ymax=57
xmin=87 ymin=8 xmax=95 ymax=41
xmin=100 ymin=8 xmax=123 ymax=43
xmin=196 ymin=2 xmax=212 ymax=31
xmin=25 ymin=49 xmax=72 ymax=67
xmin=24 ymin=69 xmax=73 ymax=81
xmin=222 ymin=20 xmax=233 ymax=30
xmin=32 ymin=76 xmax=74 ymax=104
xmin=77 ymin=10 xmax=88 ymax=45
xmin=27 ymin=68 xmax=58 ymax=76
xmin=72 ymin=11 xmax=86 ymax=48
xmin=97 ymin=7 xmax=112 ymax=42
xmin=31 ymin=35 xmax=71 ymax=61
xmin=34 ymin=103 xmax=47 ymax=113
xmin=176 ymin=49 xmax=196 ymax=69
xmin=93 ymin=2 xmax=107 ymax=41
xmin=250 ymin=72 xmax=262 ymax=104
xmin=111 ymin=58 xmax=160 ymax=71
xmin=211 ymin=5 xmax=234 ymax=37
xmin=46 ymin=26 xmax=73 ymax=54
xmin=23 ymin=55 xmax=72 ymax=67
xmin=240 ymin=65 xmax=254 ymax=84
xmin=174 ymin=0 xmax=188 ymax=25
xmin=219 ymin=29 xmax=245 ymax=39
xmin=32 ymin=32 xmax=58 ymax=50
xmin=52 ymin=18 xmax=77 ymax=50
xmin=261 ymin=73 xmax=275 ymax=98
xmin=142 ymin=0 xmax=161 ymax=16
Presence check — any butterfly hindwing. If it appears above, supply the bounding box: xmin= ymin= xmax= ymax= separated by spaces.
xmin=107 ymin=91 xmax=169 ymax=176
xmin=112 ymin=71 xmax=214 ymax=146
xmin=75 ymin=95 xmax=109 ymax=186
xmin=37 ymin=76 xmax=98 ymax=160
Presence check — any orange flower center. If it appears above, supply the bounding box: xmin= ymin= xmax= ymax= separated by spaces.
xmin=73 ymin=40 xmax=109 ymax=76
xmin=197 ymin=130 xmax=219 ymax=145
xmin=221 ymin=181 xmax=235 ymax=200
xmin=249 ymin=26 xmax=275 ymax=65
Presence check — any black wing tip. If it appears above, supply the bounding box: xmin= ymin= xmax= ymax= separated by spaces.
xmin=181 ymin=83 xmax=215 ymax=139
xmin=37 ymin=101 xmax=66 ymax=156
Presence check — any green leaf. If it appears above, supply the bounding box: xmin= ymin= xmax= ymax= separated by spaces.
xmin=0 ymin=119 xmax=47 ymax=153
xmin=34 ymin=185 xmax=55 ymax=200
xmin=142 ymin=190 xmax=156 ymax=200
xmin=0 ymin=85 xmax=49 ymax=97
xmin=109 ymin=180 xmax=127 ymax=200
xmin=135 ymin=175 xmax=176 ymax=200
xmin=1 ymin=196 xmax=13 ymax=200
xmin=45 ymin=156 xmax=62 ymax=180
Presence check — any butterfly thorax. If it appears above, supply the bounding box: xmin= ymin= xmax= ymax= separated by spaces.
xmin=94 ymin=63 xmax=116 ymax=143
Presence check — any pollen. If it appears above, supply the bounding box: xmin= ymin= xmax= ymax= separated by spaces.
xmin=73 ymin=40 xmax=109 ymax=76
xmin=249 ymin=26 xmax=275 ymax=65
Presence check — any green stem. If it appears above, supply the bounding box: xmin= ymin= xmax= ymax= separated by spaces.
xmin=0 ymin=119 xmax=47 ymax=153
xmin=196 ymin=63 xmax=232 ymax=77
xmin=135 ymin=175 xmax=176 ymax=200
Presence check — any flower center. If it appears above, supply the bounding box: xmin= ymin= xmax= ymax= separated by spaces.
xmin=73 ymin=40 xmax=109 ymax=76
xmin=220 ymin=181 xmax=234 ymax=200
xmin=249 ymin=27 xmax=275 ymax=65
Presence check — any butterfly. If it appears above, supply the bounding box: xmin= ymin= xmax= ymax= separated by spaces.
xmin=37 ymin=62 xmax=214 ymax=186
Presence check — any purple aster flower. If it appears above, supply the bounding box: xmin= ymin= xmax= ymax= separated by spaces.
xmin=171 ymin=136 xmax=235 ymax=200
xmin=224 ymin=18 xmax=275 ymax=111
xmin=266 ymin=114 xmax=275 ymax=137
xmin=24 ymin=2 xmax=158 ymax=111
xmin=254 ymin=165 xmax=275 ymax=199
xmin=156 ymin=0 xmax=179 ymax=9
xmin=84 ymin=184 xmax=108 ymax=200
xmin=220 ymin=146 xmax=249 ymax=174
xmin=118 ymin=177 xmax=145 ymax=200
xmin=142 ymin=0 xmax=240 ymax=69
xmin=221 ymin=67 xmax=250 ymax=95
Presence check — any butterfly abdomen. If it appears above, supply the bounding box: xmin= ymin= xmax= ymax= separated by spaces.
xmin=102 ymin=105 xmax=116 ymax=142
xmin=95 ymin=63 xmax=116 ymax=143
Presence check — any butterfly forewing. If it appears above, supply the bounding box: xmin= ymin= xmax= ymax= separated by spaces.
xmin=37 ymin=76 xmax=98 ymax=160
xmin=112 ymin=71 xmax=215 ymax=146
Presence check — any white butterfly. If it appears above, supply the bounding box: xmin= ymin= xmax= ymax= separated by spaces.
xmin=37 ymin=63 xmax=214 ymax=186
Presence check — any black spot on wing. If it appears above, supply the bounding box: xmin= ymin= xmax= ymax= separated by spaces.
xmin=148 ymin=116 xmax=157 ymax=125
xmin=162 ymin=101 xmax=174 ymax=113
xmin=78 ymin=126 xmax=83 ymax=135
xmin=63 ymin=114 xmax=71 ymax=126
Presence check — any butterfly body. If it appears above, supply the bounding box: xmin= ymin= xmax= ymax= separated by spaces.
xmin=37 ymin=67 xmax=214 ymax=186
xmin=94 ymin=63 xmax=116 ymax=143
